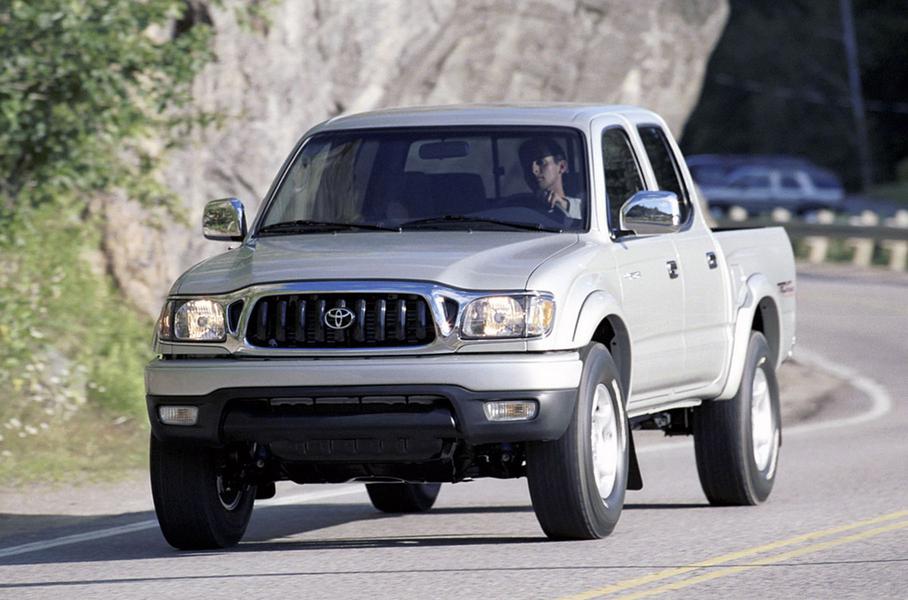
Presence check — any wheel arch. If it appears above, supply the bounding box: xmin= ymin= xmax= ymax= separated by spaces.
xmin=572 ymin=291 xmax=632 ymax=402
xmin=717 ymin=273 xmax=783 ymax=400
xmin=751 ymin=295 xmax=781 ymax=367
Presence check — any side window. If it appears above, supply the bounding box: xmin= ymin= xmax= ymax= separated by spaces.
xmin=734 ymin=173 xmax=771 ymax=189
xmin=637 ymin=125 xmax=691 ymax=222
xmin=602 ymin=128 xmax=645 ymax=232
xmin=779 ymin=173 xmax=801 ymax=190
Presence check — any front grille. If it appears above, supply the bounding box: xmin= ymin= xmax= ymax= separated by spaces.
xmin=246 ymin=293 xmax=436 ymax=348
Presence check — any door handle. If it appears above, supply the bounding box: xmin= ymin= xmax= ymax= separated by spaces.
xmin=666 ymin=260 xmax=679 ymax=279
xmin=707 ymin=252 xmax=718 ymax=269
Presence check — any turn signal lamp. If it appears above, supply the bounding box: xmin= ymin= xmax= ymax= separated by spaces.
xmin=483 ymin=400 xmax=538 ymax=421
xmin=158 ymin=405 xmax=199 ymax=426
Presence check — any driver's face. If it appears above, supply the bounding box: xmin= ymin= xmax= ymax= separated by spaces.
xmin=530 ymin=155 xmax=565 ymax=191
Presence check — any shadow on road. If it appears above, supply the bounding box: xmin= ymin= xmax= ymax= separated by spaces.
xmin=2 ymin=498 xmax=723 ymax=567
xmin=0 ymin=501 xmax=548 ymax=567
xmin=430 ymin=504 xmax=534 ymax=515
xmin=624 ymin=503 xmax=711 ymax=510
xmin=0 ymin=513 xmax=126 ymax=539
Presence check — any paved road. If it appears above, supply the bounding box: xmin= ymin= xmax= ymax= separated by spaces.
xmin=1 ymin=265 xmax=906 ymax=599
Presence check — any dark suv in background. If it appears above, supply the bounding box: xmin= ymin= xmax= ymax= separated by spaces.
xmin=688 ymin=154 xmax=844 ymax=216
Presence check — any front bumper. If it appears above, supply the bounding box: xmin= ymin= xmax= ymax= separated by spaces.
xmin=146 ymin=352 xmax=582 ymax=449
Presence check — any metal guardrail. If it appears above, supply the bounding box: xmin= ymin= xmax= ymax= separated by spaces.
xmin=714 ymin=207 xmax=908 ymax=271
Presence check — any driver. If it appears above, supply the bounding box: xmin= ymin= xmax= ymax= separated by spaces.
xmin=519 ymin=137 xmax=582 ymax=220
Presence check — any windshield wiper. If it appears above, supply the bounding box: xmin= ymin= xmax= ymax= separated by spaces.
xmin=399 ymin=215 xmax=562 ymax=233
xmin=257 ymin=220 xmax=400 ymax=236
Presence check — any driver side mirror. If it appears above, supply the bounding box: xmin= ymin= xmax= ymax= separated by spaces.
xmin=619 ymin=191 xmax=681 ymax=235
xmin=203 ymin=198 xmax=247 ymax=241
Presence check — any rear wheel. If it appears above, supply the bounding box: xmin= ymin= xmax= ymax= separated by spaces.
xmin=150 ymin=435 xmax=256 ymax=549
xmin=526 ymin=343 xmax=629 ymax=539
xmin=694 ymin=331 xmax=781 ymax=505
xmin=366 ymin=483 xmax=441 ymax=513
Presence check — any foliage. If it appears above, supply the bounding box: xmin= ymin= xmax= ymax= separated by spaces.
xmin=0 ymin=1 xmax=224 ymax=482
xmin=0 ymin=0 xmax=215 ymax=213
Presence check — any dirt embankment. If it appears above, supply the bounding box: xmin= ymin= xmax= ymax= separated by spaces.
xmin=777 ymin=359 xmax=846 ymax=426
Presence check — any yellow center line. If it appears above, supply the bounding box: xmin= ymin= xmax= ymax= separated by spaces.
xmin=561 ymin=509 xmax=908 ymax=600
xmin=615 ymin=519 xmax=908 ymax=600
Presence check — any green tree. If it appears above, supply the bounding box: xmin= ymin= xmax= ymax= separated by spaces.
xmin=0 ymin=0 xmax=214 ymax=213
xmin=0 ymin=0 xmax=221 ymax=481
xmin=681 ymin=0 xmax=908 ymax=190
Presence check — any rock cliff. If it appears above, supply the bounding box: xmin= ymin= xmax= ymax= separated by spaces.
xmin=105 ymin=0 xmax=728 ymax=316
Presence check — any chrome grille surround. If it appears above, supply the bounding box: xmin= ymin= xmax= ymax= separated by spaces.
xmin=154 ymin=281 xmax=552 ymax=357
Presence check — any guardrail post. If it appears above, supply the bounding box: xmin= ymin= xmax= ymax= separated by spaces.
xmin=729 ymin=206 xmax=748 ymax=222
xmin=881 ymin=210 xmax=908 ymax=270
xmin=885 ymin=210 xmax=908 ymax=228
xmin=880 ymin=240 xmax=908 ymax=271
xmin=771 ymin=208 xmax=792 ymax=223
xmin=803 ymin=236 xmax=830 ymax=263
xmin=845 ymin=238 xmax=875 ymax=267
xmin=849 ymin=210 xmax=880 ymax=226
xmin=817 ymin=210 xmax=837 ymax=224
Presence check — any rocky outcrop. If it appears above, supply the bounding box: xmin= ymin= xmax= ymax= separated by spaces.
xmin=105 ymin=0 xmax=728 ymax=317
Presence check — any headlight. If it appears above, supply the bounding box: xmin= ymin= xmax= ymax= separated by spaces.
xmin=461 ymin=294 xmax=555 ymax=339
xmin=157 ymin=299 xmax=226 ymax=342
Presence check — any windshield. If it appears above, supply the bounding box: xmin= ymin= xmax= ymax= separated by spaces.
xmin=258 ymin=127 xmax=589 ymax=234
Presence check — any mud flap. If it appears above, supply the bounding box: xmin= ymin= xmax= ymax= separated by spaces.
xmin=627 ymin=430 xmax=643 ymax=491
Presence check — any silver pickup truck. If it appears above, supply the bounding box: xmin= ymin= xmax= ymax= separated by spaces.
xmin=146 ymin=104 xmax=796 ymax=549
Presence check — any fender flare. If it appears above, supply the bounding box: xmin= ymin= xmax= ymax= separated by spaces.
xmin=717 ymin=273 xmax=782 ymax=400
xmin=572 ymin=291 xmax=632 ymax=401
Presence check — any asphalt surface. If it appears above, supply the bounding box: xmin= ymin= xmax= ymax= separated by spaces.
xmin=1 ymin=264 xmax=906 ymax=599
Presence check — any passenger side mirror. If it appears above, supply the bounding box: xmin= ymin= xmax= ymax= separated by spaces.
xmin=203 ymin=198 xmax=247 ymax=241
xmin=619 ymin=191 xmax=681 ymax=235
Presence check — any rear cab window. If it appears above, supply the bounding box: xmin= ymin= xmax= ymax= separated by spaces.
xmin=637 ymin=125 xmax=692 ymax=224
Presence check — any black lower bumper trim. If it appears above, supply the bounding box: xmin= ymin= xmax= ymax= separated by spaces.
xmin=148 ymin=384 xmax=577 ymax=448
xmin=223 ymin=407 xmax=458 ymax=441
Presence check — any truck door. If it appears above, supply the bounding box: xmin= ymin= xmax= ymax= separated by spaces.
xmin=595 ymin=119 xmax=685 ymax=399
xmin=636 ymin=124 xmax=731 ymax=391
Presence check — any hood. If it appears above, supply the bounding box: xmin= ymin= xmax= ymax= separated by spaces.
xmin=173 ymin=232 xmax=580 ymax=295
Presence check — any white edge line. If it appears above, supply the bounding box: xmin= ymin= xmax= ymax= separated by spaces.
xmin=635 ymin=346 xmax=892 ymax=454
xmin=0 ymin=521 xmax=157 ymax=560
xmin=0 ymin=486 xmax=365 ymax=560
xmin=784 ymin=348 xmax=892 ymax=434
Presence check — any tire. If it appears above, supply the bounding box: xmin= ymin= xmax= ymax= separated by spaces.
xmin=150 ymin=435 xmax=256 ymax=550
xmin=526 ymin=343 xmax=629 ymax=540
xmin=366 ymin=483 xmax=442 ymax=513
xmin=694 ymin=331 xmax=781 ymax=505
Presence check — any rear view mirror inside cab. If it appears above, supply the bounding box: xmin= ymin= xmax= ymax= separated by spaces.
xmin=419 ymin=141 xmax=470 ymax=160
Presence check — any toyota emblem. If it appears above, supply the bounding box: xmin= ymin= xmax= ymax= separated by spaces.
xmin=324 ymin=307 xmax=355 ymax=330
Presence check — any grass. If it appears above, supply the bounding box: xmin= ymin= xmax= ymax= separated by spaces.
xmin=0 ymin=408 xmax=149 ymax=486
xmin=0 ymin=204 xmax=153 ymax=485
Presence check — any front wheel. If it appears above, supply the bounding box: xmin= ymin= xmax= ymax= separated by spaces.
xmin=694 ymin=331 xmax=781 ymax=505
xmin=150 ymin=435 xmax=256 ymax=549
xmin=526 ymin=343 xmax=629 ymax=539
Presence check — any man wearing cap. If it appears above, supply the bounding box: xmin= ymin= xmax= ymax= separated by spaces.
xmin=520 ymin=137 xmax=582 ymax=220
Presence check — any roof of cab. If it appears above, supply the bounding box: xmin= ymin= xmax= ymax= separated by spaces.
xmin=308 ymin=103 xmax=660 ymax=134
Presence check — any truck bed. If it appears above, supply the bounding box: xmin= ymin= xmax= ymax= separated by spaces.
xmin=713 ymin=225 xmax=797 ymax=364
